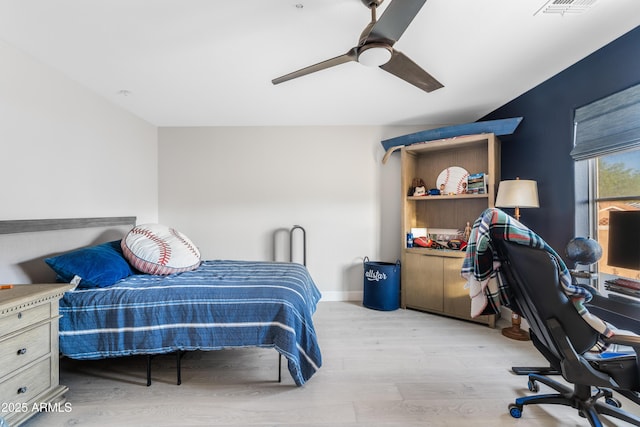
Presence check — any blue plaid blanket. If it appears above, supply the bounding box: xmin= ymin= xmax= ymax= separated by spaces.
xmin=59 ymin=260 xmax=322 ymax=386
xmin=461 ymin=208 xmax=612 ymax=338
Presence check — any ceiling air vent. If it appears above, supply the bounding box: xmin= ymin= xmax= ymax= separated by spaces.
xmin=534 ymin=0 xmax=598 ymax=16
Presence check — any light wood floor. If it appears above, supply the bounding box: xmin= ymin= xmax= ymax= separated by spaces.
xmin=24 ymin=301 xmax=640 ymax=426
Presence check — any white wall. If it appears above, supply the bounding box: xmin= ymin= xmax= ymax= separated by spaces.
xmin=0 ymin=35 xmax=437 ymax=300
xmin=158 ymin=126 xmax=425 ymax=301
xmin=0 ymin=39 xmax=158 ymax=223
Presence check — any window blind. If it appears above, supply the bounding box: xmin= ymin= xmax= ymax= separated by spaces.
xmin=571 ymin=83 xmax=640 ymax=161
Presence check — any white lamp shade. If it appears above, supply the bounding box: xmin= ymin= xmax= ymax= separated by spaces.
xmin=495 ymin=179 xmax=539 ymax=208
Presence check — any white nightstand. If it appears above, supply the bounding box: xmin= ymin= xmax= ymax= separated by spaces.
xmin=0 ymin=284 xmax=72 ymax=426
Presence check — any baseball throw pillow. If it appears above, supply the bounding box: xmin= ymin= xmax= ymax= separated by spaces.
xmin=121 ymin=223 xmax=201 ymax=275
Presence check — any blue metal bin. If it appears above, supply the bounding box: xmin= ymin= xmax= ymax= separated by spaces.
xmin=363 ymin=257 xmax=400 ymax=311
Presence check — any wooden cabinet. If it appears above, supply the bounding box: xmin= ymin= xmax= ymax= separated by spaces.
xmin=400 ymin=133 xmax=500 ymax=327
xmin=0 ymin=284 xmax=72 ymax=426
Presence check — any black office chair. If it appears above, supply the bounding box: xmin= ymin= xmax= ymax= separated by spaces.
xmin=494 ymin=240 xmax=640 ymax=426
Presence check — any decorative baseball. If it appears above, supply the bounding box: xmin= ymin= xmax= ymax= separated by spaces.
xmin=121 ymin=223 xmax=201 ymax=275
xmin=436 ymin=166 xmax=469 ymax=195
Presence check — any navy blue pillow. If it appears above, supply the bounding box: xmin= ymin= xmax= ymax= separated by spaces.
xmin=44 ymin=240 xmax=134 ymax=288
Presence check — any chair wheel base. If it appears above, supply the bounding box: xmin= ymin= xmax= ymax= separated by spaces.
xmin=509 ymin=403 xmax=523 ymax=418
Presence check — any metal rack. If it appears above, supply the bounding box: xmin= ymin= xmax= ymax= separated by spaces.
xmin=277 ymin=225 xmax=306 ymax=382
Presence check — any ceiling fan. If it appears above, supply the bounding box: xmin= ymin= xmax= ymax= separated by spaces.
xmin=272 ymin=0 xmax=443 ymax=93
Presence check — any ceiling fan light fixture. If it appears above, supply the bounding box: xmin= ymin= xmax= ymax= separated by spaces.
xmin=358 ymin=44 xmax=392 ymax=67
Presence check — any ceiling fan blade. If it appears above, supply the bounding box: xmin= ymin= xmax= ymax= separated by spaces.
xmin=380 ymin=50 xmax=443 ymax=93
xmin=366 ymin=0 xmax=427 ymax=45
xmin=272 ymin=49 xmax=357 ymax=85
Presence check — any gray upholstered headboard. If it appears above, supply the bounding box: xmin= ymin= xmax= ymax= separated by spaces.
xmin=0 ymin=217 xmax=136 ymax=284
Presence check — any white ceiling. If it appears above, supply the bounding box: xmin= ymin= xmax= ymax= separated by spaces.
xmin=0 ymin=0 xmax=638 ymax=127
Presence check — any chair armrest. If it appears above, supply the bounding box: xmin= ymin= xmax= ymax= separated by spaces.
xmin=604 ymin=331 xmax=640 ymax=347
xmin=546 ymin=317 xmax=621 ymax=388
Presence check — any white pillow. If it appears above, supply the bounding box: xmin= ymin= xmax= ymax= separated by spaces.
xmin=121 ymin=223 xmax=201 ymax=275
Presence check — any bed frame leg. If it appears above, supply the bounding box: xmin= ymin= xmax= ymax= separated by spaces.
xmin=278 ymin=353 xmax=282 ymax=383
xmin=176 ymin=351 xmax=186 ymax=385
xmin=146 ymin=353 xmax=186 ymax=386
xmin=146 ymin=355 xmax=152 ymax=386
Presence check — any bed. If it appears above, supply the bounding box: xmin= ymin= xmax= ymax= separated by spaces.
xmin=0 ymin=217 xmax=322 ymax=387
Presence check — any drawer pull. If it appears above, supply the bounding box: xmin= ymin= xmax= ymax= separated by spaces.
xmin=17 ymin=386 xmax=27 ymax=394
xmin=17 ymin=348 xmax=27 ymax=355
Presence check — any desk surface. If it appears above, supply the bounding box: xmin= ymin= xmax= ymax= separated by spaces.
xmin=586 ymin=289 xmax=640 ymax=334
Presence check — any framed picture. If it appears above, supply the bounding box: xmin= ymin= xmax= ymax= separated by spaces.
xmin=467 ymin=173 xmax=488 ymax=194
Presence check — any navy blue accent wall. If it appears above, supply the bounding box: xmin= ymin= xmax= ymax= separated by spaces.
xmin=481 ymin=26 xmax=640 ymax=252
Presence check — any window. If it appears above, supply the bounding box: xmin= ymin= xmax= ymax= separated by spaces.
xmin=572 ymin=83 xmax=640 ymax=284
xmin=592 ymin=149 xmax=640 ymax=280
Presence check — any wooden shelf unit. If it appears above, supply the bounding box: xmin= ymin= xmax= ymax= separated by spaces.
xmin=400 ymin=133 xmax=500 ymax=326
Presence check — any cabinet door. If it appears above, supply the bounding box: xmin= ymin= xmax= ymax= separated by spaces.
xmin=404 ymin=253 xmax=443 ymax=312
xmin=442 ymin=258 xmax=494 ymax=325
xmin=442 ymin=257 xmax=471 ymax=319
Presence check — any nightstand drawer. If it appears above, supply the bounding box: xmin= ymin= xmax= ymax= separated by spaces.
xmin=0 ymin=303 xmax=50 ymax=337
xmin=0 ymin=358 xmax=51 ymax=406
xmin=0 ymin=323 xmax=51 ymax=378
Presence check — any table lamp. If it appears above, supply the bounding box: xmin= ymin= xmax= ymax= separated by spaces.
xmin=495 ymin=177 xmax=539 ymax=340
xmin=495 ymin=177 xmax=539 ymax=221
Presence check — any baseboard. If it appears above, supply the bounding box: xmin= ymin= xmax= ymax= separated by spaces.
xmin=319 ymin=291 xmax=363 ymax=302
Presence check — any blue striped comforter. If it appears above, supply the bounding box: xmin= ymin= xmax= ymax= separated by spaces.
xmin=59 ymin=260 xmax=322 ymax=386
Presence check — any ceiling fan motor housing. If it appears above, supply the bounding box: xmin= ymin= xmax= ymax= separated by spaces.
xmin=362 ymin=0 xmax=385 ymax=8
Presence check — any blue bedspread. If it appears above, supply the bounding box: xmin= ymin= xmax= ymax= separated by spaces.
xmin=59 ymin=260 xmax=322 ymax=386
